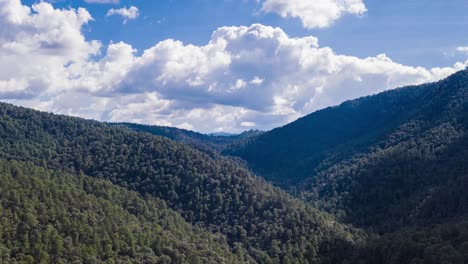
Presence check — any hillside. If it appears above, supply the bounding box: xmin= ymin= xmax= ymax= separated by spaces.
xmin=111 ymin=122 xmax=262 ymax=153
xmin=1 ymin=70 xmax=467 ymax=263
xmin=0 ymin=160 xmax=249 ymax=264
xmin=223 ymin=79 xmax=445 ymax=186
xmin=0 ymin=103 xmax=362 ymax=263
xmin=224 ymin=69 xmax=468 ymax=231
xmin=354 ymin=220 xmax=468 ymax=264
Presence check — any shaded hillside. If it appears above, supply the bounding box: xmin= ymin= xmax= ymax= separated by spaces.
xmin=0 ymin=160 xmax=249 ymax=264
xmin=111 ymin=122 xmax=262 ymax=153
xmin=224 ymin=80 xmax=442 ymax=186
xmin=224 ymin=69 xmax=468 ymax=231
xmin=0 ymin=103 xmax=362 ymax=263
xmin=302 ymin=69 xmax=468 ymax=231
xmin=353 ymin=220 xmax=468 ymax=264
xmin=302 ymin=119 xmax=468 ymax=230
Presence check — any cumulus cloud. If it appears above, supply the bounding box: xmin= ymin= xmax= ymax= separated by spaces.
xmin=0 ymin=0 xmax=100 ymax=98
xmin=1 ymin=1 xmax=467 ymax=133
xmin=106 ymin=6 xmax=139 ymax=24
xmin=85 ymin=0 xmax=119 ymax=4
xmin=261 ymin=0 xmax=367 ymax=29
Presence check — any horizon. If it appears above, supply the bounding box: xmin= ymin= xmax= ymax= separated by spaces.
xmin=2 ymin=67 xmax=466 ymax=135
xmin=1 ymin=0 xmax=468 ymax=133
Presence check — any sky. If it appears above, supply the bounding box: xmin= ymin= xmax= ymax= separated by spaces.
xmin=1 ymin=0 xmax=468 ymax=133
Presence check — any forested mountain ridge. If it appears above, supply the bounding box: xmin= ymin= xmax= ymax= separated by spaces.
xmin=224 ymin=69 xmax=468 ymax=230
xmin=218 ymin=69 xmax=468 ymax=263
xmin=1 ymin=69 xmax=467 ymax=263
xmin=0 ymin=102 xmax=363 ymax=263
xmin=111 ymin=122 xmax=263 ymax=153
xmin=0 ymin=160 xmax=251 ymax=264
xmin=223 ymin=72 xmax=464 ymax=186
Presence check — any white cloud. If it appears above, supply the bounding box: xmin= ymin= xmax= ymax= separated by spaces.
xmin=1 ymin=1 xmax=467 ymax=133
xmin=0 ymin=0 xmax=100 ymax=98
xmin=241 ymin=121 xmax=256 ymax=127
xmin=106 ymin=6 xmax=139 ymax=24
xmin=261 ymin=0 xmax=367 ymax=29
xmin=456 ymin=46 xmax=468 ymax=53
xmin=85 ymin=0 xmax=119 ymax=4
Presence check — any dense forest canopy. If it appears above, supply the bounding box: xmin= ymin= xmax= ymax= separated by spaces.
xmin=225 ymin=69 xmax=468 ymax=228
xmin=0 ymin=102 xmax=362 ymax=263
xmin=110 ymin=122 xmax=263 ymax=153
xmin=222 ymin=69 xmax=468 ymax=263
xmin=0 ymin=160 xmax=250 ymax=264
xmin=0 ymin=69 xmax=467 ymax=263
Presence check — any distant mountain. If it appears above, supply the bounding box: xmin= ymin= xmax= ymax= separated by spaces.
xmin=111 ymin=122 xmax=263 ymax=153
xmin=224 ymin=69 xmax=468 ymax=232
xmin=0 ymin=103 xmax=361 ymax=263
xmin=209 ymin=132 xmax=237 ymax=137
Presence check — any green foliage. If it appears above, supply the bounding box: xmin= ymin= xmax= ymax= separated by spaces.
xmin=0 ymin=102 xmax=361 ymax=263
xmin=2 ymin=68 xmax=467 ymax=263
xmin=0 ymin=160 xmax=247 ymax=263
xmin=112 ymin=122 xmax=262 ymax=153
xmin=302 ymin=122 xmax=468 ymax=230
xmin=224 ymin=69 xmax=468 ymax=262
xmin=224 ymin=69 xmax=468 ymax=190
xmin=353 ymin=220 xmax=468 ymax=264
xmin=298 ymin=70 xmax=468 ymax=231
xmin=225 ymin=69 xmax=468 ymax=227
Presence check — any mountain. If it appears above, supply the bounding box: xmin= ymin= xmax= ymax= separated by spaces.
xmin=1 ymin=70 xmax=467 ymax=264
xmin=0 ymin=160 xmax=249 ymax=264
xmin=209 ymin=132 xmax=237 ymax=137
xmin=224 ymin=69 xmax=468 ymax=231
xmin=111 ymin=122 xmax=263 ymax=153
xmin=0 ymin=103 xmax=362 ymax=263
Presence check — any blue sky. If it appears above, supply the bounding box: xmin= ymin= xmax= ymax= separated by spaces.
xmin=23 ymin=0 xmax=468 ymax=67
xmin=2 ymin=0 xmax=468 ymax=132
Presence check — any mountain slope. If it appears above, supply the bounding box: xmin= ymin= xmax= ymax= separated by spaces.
xmin=3 ymin=70 xmax=467 ymax=263
xmin=0 ymin=103 xmax=363 ymax=263
xmin=224 ymin=69 xmax=468 ymax=230
xmin=354 ymin=219 xmax=468 ymax=264
xmin=223 ymin=80 xmax=433 ymax=187
xmin=0 ymin=160 xmax=249 ymax=264
xmin=111 ymin=122 xmax=262 ymax=153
